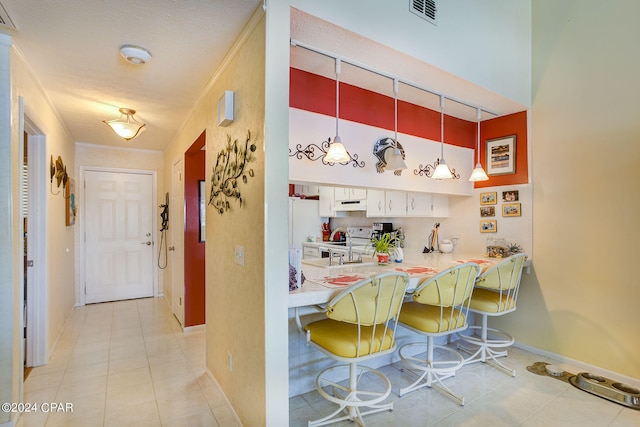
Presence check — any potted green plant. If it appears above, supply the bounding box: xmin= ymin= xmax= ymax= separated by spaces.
xmin=371 ymin=233 xmax=396 ymax=265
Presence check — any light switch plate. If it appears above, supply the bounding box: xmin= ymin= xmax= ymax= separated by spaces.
xmin=234 ymin=245 xmax=244 ymax=266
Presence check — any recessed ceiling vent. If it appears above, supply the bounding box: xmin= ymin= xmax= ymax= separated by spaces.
xmin=0 ymin=2 xmax=16 ymax=30
xmin=410 ymin=0 xmax=437 ymax=26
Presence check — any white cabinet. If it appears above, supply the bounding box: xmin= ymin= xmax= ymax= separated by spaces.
xmin=366 ymin=190 xmax=406 ymax=217
xmin=406 ymin=192 xmax=449 ymax=217
xmin=385 ymin=191 xmax=407 ymax=216
xmin=302 ymin=245 xmax=320 ymax=259
xmin=366 ymin=190 xmax=385 ymax=217
xmin=334 ymin=187 xmax=367 ymax=202
xmin=431 ymin=194 xmax=449 ymax=217
xmin=318 ymin=187 xmax=346 ymax=217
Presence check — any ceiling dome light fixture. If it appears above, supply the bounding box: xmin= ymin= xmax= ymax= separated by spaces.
xmin=120 ymin=45 xmax=152 ymax=65
xmin=103 ymin=108 xmax=146 ymax=141
xmin=469 ymin=108 xmax=490 ymax=182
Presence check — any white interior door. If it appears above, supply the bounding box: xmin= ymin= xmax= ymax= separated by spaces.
xmin=84 ymin=170 xmax=154 ymax=303
xmin=171 ymin=159 xmax=184 ymax=325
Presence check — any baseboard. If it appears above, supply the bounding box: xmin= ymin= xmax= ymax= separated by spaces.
xmin=205 ymin=368 xmax=243 ymax=425
xmin=513 ymin=341 xmax=640 ymax=388
xmin=183 ymin=324 xmax=206 ymax=333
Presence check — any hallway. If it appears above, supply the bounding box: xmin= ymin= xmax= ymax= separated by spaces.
xmin=18 ymin=298 xmax=239 ymax=427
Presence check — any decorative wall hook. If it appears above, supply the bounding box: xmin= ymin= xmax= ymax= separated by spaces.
xmin=289 ymin=137 xmax=365 ymax=168
xmin=414 ymin=159 xmax=460 ymax=179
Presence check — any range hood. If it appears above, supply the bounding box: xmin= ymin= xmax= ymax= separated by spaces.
xmin=334 ymin=200 xmax=367 ymax=212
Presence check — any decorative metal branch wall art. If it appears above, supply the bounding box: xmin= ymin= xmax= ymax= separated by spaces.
xmin=50 ymin=155 xmax=69 ymax=196
xmin=208 ymin=130 xmax=256 ymax=214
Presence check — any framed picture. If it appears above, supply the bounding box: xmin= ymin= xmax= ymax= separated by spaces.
xmin=487 ymin=135 xmax=516 ymax=175
xmin=480 ymin=191 xmax=497 ymax=205
xmin=480 ymin=219 xmax=497 ymax=233
xmin=502 ymin=190 xmax=519 ymax=202
xmin=65 ymin=178 xmax=76 ymax=226
xmin=199 ymin=180 xmax=206 ymax=242
xmin=503 ymin=203 xmax=521 ymax=217
xmin=480 ymin=206 xmax=495 ymax=217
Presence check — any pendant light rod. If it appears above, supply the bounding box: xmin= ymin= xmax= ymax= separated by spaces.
xmin=291 ymin=38 xmax=499 ymax=118
xmin=440 ymin=95 xmax=445 ymax=158
xmin=393 ymin=78 xmax=398 ymax=141
xmin=335 ymin=58 xmax=341 ymax=137
xmin=476 ymin=108 xmax=482 ymax=163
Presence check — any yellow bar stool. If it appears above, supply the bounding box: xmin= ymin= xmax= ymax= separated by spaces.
xmin=297 ymin=271 xmax=409 ymax=427
xmin=458 ymin=253 xmax=528 ymax=376
xmin=397 ymin=262 xmax=480 ymax=405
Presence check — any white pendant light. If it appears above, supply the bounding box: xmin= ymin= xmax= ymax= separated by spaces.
xmin=323 ymin=59 xmax=350 ymax=164
xmin=387 ymin=79 xmax=407 ymax=171
xmin=103 ymin=108 xmax=146 ymax=141
xmin=469 ymin=107 xmax=489 ymax=181
xmin=432 ymin=96 xmax=453 ymax=179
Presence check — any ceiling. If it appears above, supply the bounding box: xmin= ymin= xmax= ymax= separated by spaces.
xmin=0 ymin=2 xmax=526 ymax=153
xmin=290 ymin=8 xmax=526 ymax=124
xmin=0 ymin=0 xmax=262 ymax=151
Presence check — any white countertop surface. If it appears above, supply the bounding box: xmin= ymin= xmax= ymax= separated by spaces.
xmin=288 ymin=252 xmax=500 ymax=308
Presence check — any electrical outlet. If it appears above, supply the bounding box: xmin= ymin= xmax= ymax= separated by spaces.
xmin=227 ymin=351 xmax=233 ymax=372
xmin=234 ymin=245 xmax=244 ymax=266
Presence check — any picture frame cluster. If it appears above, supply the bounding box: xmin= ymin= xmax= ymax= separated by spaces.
xmin=479 ymin=189 xmax=521 ymax=233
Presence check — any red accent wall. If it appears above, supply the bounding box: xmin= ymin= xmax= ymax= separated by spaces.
xmin=184 ymin=131 xmax=206 ymax=327
xmin=290 ymin=67 xmax=528 ymax=186
xmin=474 ymin=111 xmax=528 ymax=188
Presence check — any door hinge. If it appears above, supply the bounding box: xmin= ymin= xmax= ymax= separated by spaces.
xmin=26 ymin=260 xmax=34 ymax=267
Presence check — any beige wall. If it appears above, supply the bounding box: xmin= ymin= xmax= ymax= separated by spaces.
xmin=162 ymin=10 xmax=267 ymax=426
xmin=2 ymin=41 xmax=78 ymax=424
xmin=492 ymin=1 xmax=640 ymax=379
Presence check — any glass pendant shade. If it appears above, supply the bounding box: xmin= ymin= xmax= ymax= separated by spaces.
xmin=385 ymin=146 xmax=407 ymax=170
xmin=104 ymin=108 xmax=146 ymax=141
xmin=469 ymin=163 xmax=489 ymax=181
xmin=433 ymin=159 xmax=453 ymax=179
xmin=469 ymin=107 xmax=489 ymax=181
xmin=323 ymin=136 xmax=350 ymax=163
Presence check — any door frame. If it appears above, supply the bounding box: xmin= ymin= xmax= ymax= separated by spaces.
xmin=170 ymin=157 xmax=184 ymax=325
xmin=78 ymin=166 xmax=158 ymax=306
xmin=22 ymin=103 xmax=48 ymax=368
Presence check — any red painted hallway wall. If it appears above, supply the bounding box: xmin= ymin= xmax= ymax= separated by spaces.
xmin=184 ymin=131 xmax=206 ymax=327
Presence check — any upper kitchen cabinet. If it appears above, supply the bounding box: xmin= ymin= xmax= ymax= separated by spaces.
xmin=334 ymin=187 xmax=367 ymax=202
xmin=406 ymin=192 xmax=449 ymax=217
xmin=318 ymin=187 xmax=347 ymax=218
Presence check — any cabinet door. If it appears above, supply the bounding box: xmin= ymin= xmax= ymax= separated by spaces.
xmin=350 ymin=188 xmax=368 ymax=200
xmin=385 ymin=191 xmax=407 ymax=217
xmin=406 ymin=192 xmax=432 ymax=216
xmin=366 ymin=190 xmax=385 ymax=217
xmin=333 ymin=187 xmax=350 ymax=201
xmin=431 ymin=194 xmax=449 ymax=217
xmin=318 ymin=187 xmax=336 ymax=217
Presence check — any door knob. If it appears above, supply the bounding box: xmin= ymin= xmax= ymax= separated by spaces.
xmin=168 ymin=246 xmax=175 ymax=251
xmin=141 ymin=241 xmax=152 ymax=246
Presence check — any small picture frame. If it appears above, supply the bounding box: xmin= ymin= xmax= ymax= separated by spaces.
xmin=65 ymin=178 xmax=76 ymax=226
xmin=480 ymin=191 xmax=497 ymax=205
xmin=487 ymin=135 xmax=516 ymax=175
xmin=199 ymin=180 xmax=206 ymax=242
xmin=480 ymin=206 xmax=495 ymax=217
xmin=480 ymin=219 xmax=497 ymax=233
xmin=502 ymin=190 xmax=519 ymax=202
xmin=502 ymin=203 xmax=521 ymax=217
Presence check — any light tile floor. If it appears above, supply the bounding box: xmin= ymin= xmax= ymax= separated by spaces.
xmin=18 ymin=297 xmax=238 ymax=427
xmin=17 ymin=297 xmax=640 ymax=427
xmin=290 ymin=345 xmax=640 ymax=427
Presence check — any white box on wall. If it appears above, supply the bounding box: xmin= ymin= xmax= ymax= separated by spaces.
xmin=218 ymin=90 xmax=234 ymax=126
